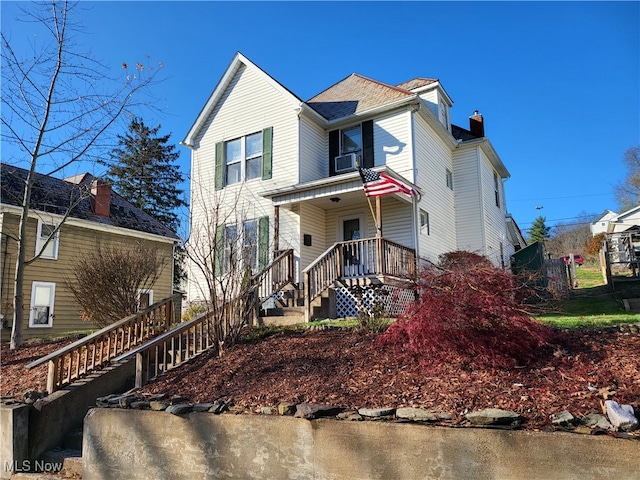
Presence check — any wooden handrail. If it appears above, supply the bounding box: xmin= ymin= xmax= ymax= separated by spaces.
xmin=113 ymin=301 xmax=241 ymax=388
xmin=251 ymin=249 xmax=294 ymax=303
xmin=26 ymin=293 xmax=182 ymax=393
xmin=303 ymin=238 xmax=416 ymax=321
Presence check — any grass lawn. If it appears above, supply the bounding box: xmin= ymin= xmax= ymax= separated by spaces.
xmin=539 ymin=266 xmax=640 ymax=328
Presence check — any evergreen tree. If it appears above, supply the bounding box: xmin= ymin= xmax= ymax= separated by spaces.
xmin=528 ymin=216 xmax=551 ymax=244
xmin=106 ymin=118 xmax=186 ymax=232
xmin=106 ymin=118 xmax=187 ymax=288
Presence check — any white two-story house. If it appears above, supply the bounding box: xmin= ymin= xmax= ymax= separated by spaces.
xmin=183 ymin=52 xmax=519 ymax=321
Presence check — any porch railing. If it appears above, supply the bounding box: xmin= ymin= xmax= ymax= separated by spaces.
xmin=25 ymin=293 xmax=181 ymax=393
xmin=303 ymin=238 xmax=416 ymax=321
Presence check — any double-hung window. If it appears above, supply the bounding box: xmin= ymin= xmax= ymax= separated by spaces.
xmin=225 ymin=131 xmax=263 ymax=186
xmin=329 ymin=120 xmax=374 ymax=175
xmin=223 ymin=224 xmax=238 ymax=273
xmin=341 ymin=125 xmax=362 ymax=157
xmin=29 ymin=282 xmax=55 ymax=328
xmin=494 ymin=172 xmax=501 ymax=207
xmin=36 ymin=220 xmax=59 ymax=259
xmin=215 ymin=127 xmax=272 ymax=190
xmin=216 ymin=217 xmax=269 ymax=275
xmin=446 ymin=169 xmax=454 ymax=190
xmin=243 ymin=220 xmax=258 ymax=271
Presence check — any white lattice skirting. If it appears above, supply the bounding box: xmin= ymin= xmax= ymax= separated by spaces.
xmin=335 ymin=285 xmax=415 ymax=318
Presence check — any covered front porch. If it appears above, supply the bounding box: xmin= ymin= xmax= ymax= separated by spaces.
xmin=257 ymin=168 xmax=420 ymax=321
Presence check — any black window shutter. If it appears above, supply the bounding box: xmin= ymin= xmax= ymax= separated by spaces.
xmin=328 ymin=130 xmax=339 ymax=176
xmin=362 ymin=120 xmax=374 ymax=168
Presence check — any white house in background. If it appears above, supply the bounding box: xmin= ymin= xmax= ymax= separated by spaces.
xmin=592 ymin=206 xmax=640 ymax=275
xmin=182 ymin=52 xmax=521 ymax=320
xmin=591 ymin=206 xmax=640 ymax=235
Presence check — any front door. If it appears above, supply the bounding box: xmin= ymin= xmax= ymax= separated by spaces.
xmin=343 ymin=218 xmax=361 ymax=274
xmin=343 ymin=218 xmax=360 ymax=242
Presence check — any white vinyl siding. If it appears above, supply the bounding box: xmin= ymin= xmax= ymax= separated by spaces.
xmin=479 ymin=149 xmax=510 ymax=266
xmin=413 ymin=114 xmax=456 ymax=261
xmin=299 ymin=203 xmax=327 ymax=270
xmin=453 ymin=146 xmax=483 ymax=254
xmin=299 ymin=116 xmax=326 ymax=183
xmin=188 ymin=62 xmax=303 ymax=301
xmin=453 ymin=145 xmax=510 ymax=267
xmin=189 ymin=64 xmax=298 ymax=235
xmin=374 ymin=110 xmax=412 ymax=171
xmin=379 ymin=197 xmax=414 ymax=248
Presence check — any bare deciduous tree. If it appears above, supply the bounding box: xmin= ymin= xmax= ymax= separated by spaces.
xmin=1 ymin=1 xmax=162 ymax=348
xmin=615 ymin=146 xmax=640 ymax=211
xmin=67 ymin=242 xmax=168 ymax=328
xmin=546 ymin=212 xmax=596 ymax=259
xmin=185 ymin=180 xmax=272 ymax=356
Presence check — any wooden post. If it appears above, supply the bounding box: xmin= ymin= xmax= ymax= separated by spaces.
xmin=274 ymin=206 xmax=280 ymax=253
xmin=47 ymin=359 xmax=57 ymax=394
xmin=375 ymin=196 xmax=382 ymax=238
xmin=304 ymin=271 xmax=310 ymax=322
xmin=135 ymin=352 xmax=144 ymax=388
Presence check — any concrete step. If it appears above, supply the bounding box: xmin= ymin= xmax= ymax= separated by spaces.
xmin=40 ymin=448 xmax=82 ymax=478
xmin=6 ymin=449 xmax=82 ymax=479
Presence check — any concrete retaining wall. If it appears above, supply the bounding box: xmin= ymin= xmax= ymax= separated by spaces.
xmin=0 ymin=404 xmax=29 ymax=480
xmin=28 ymin=359 xmax=135 ymax=460
xmin=83 ymin=408 xmax=640 ymax=480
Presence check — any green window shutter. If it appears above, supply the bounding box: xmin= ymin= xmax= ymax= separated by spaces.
xmin=258 ymin=216 xmax=269 ymax=270
xmin=328 ymin=130 xmax=339 ymax=176
xmin=214 ymin=141 xmax=224 ymax=190
xmin=362 ymin=120 xmax=374 ymax=168
xmin=214 ymin=224 xmax=225 ymax=275
xmin=262 ymin=127 xmax=273 ymax=180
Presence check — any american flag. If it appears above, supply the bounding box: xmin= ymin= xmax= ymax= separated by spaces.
xmin=359 ymin=167 xmax=417 ymax=197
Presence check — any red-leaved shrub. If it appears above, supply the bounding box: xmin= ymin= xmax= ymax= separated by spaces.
xmin=379 ymin=251 xmax=553 ymax=369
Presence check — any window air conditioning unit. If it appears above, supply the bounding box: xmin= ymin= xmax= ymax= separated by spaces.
xmin=335 ymin=153 xmax=358 ymax=173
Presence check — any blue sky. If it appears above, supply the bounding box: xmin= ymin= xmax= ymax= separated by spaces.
xmin=2 ymin=1 xmax=639 ymax=237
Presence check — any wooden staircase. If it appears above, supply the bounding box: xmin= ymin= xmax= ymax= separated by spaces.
xmin=258 ymin=284 xmax=330 ymax=326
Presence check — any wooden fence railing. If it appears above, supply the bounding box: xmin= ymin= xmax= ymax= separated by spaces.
xmin=303 ymin=238 xmax=416 ymax=321
xmin=113 ymin=305 xmax=233 ymax=388
xmin=25 ymin=294 xmax=181 ymax=393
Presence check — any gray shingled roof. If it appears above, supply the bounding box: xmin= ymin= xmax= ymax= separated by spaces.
xmin=306 ymin=74 xmax=415 ymax=121
xmin=1 ymin=164 xmax=179 ymax=240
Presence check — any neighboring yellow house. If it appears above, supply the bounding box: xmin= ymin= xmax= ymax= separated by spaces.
xmin=1 ymin=165 xmax=179 ymax=343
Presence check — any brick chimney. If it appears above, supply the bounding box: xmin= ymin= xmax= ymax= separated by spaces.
xmin=91 ymin=180 xmax=111 ymax=217
xmin=469 ymin=110 xmax=485 ymax=137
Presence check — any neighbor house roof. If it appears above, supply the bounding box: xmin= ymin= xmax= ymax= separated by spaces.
xmin=1 ymin=164 xmax=179 ymax=240
xmin=306 ymin=74 xmax=416 ymax=121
